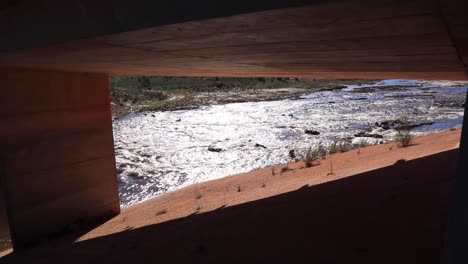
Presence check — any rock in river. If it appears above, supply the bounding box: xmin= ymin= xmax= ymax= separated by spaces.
xmin=354 ymin=132 xmax=383 ymax=139
xmin=305 ymin=129 xmax=320 ymax=135
xmin=208 ymin=146 xmax=223 ymax=152
xmin=289 ymin=150 xmax=296 ymax=159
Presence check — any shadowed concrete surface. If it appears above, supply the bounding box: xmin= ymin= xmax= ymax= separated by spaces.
xmin=0 ymin=190 xmax=11 ymax=252
xmin=0 ymin=0 xmax=333 ymax=51
xmin=0 ymin=149 xmax=457 ymax=264
xmin=0 ymin=160 xmax=12 ymax=253
xmin=0 ymin=69 xmax=120 ymax=250
xmin=443 ymin=94 xmax=468 ymax=263
xmin=1 ymin=0 xmax=467 ymax=79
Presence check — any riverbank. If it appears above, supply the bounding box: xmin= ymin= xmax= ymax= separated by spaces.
xmin=2 ymin=129 xmax=459 ymax=263
xmin=88 ymin=128 xmax=460 ymax=238
xmin=110 ymin=77 xmax=377 ymax=118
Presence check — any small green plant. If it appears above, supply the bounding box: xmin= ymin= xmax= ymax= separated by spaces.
xmin=394 ymin=124 xmax=413 ymax=147
xmin=327 ymin=157 xmax=335 ymax=176
xmin=281 ymin=166 xmax=293 ymax=173
xmin=271 ymin=167 xmax=276 ymax=176
xmin=329 ymin=143 xmax=337 ymax=154
xmin=304 ymin=148 xmax=317 ymax=167
xmin=194 ymin=183 xmax=202 ymax=199
xmin=304 ymin=147 xmax=315 ymax=168
xmin=302 ymin=143 xmax=325 ymax=168
xmin=137 ymin=76 xmax=151 ymax=88
xmin=337 ymin=141 xmax=349 ymax=153
xmin=196 ymin=205 xmax=203 ymax=211
xmin=358 ymin=140 xmax=373 ymax=148
xmin=155 ymin=209 xmax=167 ymax=216
xmin=237 ymin=184 xmax=242 ymax=192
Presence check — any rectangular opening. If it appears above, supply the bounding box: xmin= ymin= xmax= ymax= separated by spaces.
xmin=110 ymin=77 xmax=467 ymax=209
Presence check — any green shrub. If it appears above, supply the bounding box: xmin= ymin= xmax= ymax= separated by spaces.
xmin=327 ymin=157 xmax=335 ymax=176
xmin=137 ymin=76 xmax=151 ymax=88
xmin=281 ymin=166 xmax=293 ymax=173
xmin=329 ymin=143 xmax=337 ymax=154
xmin=302 ymin=143 xmax=325 ymax=167
xmin=358 ymin=140 xmax=374 ymax=148
xmin=337 ymin=141 xmax=350 ymax=153
xmin=394 ymin=124 xmax=413 ymax=147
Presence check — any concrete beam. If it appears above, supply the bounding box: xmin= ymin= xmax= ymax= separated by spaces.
xmin=0 ymin=0 xmax=467 ymax=79
xmin=0 ymin=68 xmax=120 ymax=249
xmin=0 ymin=0 xmax=329 ymax=52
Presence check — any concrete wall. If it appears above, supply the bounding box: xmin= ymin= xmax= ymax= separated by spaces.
xmin=0 ymin=68 xmax=120 ymax=249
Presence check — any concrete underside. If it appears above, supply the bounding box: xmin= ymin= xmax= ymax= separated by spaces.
xmin=0 ymin=0 xmax=467 ymax=79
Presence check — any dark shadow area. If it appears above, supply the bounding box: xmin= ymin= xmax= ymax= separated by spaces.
xmin=0 ymin=190 xmax=12 ymax=254
xmin=1 ymin=149 xmax=458 ymax=264
xmin=0 ymin=159 xmax=12 ymax=253
xmin=1 ymin=0 xmax=336 ymax=51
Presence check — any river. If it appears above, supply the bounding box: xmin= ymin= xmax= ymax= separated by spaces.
xmin=113 ymin=79 xmax=467 ymax=208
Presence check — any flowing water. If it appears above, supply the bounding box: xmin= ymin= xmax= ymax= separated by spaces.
xmin=113 ymin=80 xmax=467 ymax=208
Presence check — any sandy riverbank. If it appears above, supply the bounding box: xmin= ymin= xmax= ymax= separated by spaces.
xmin=87 ymin=128 xmax=461 ymax=238
xmin=1 ymin=129 xmax=461 ymax=263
